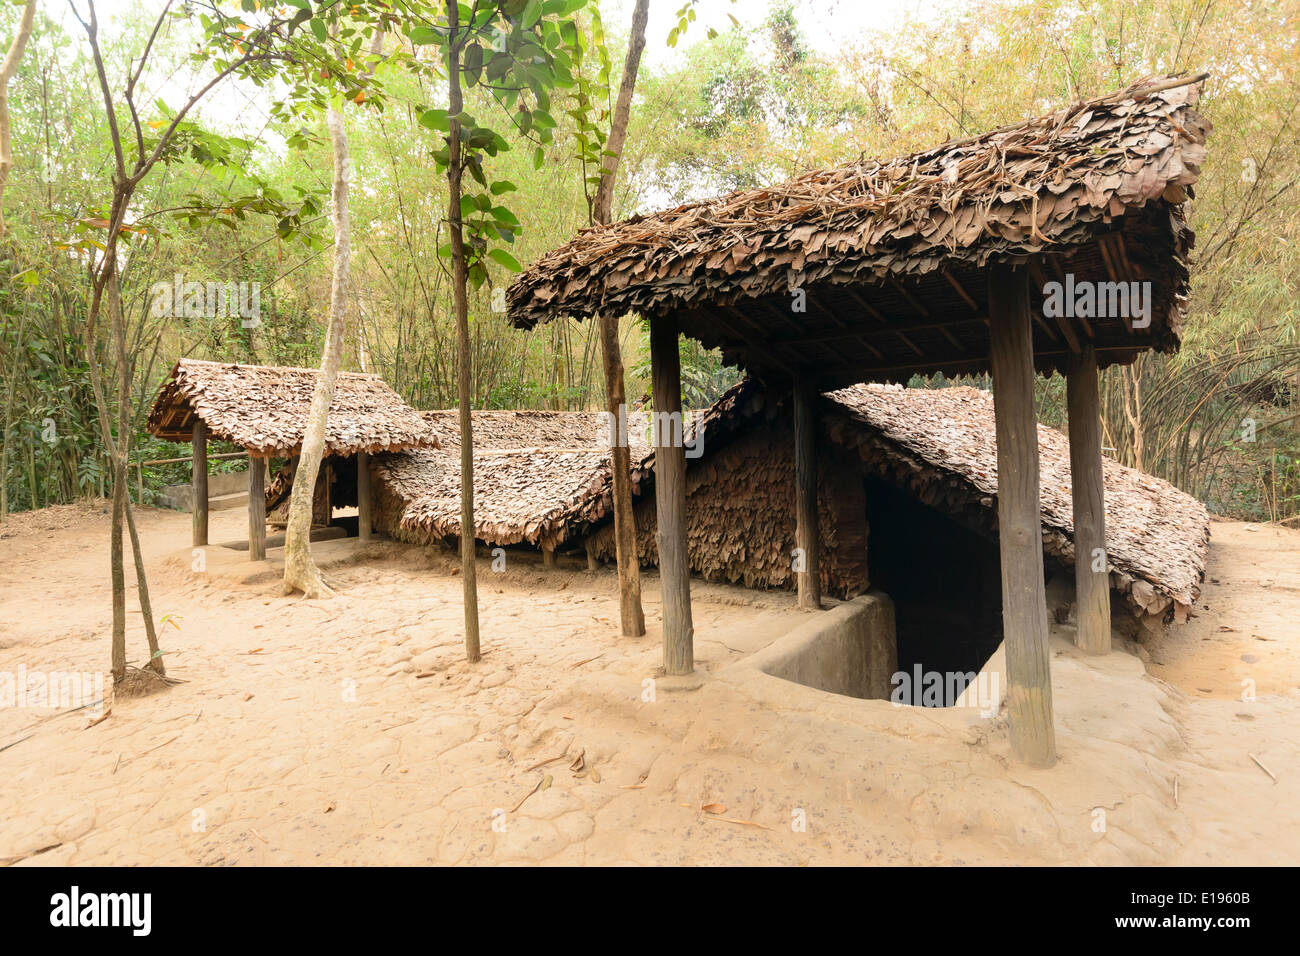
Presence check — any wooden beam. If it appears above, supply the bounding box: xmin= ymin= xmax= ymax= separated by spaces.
xmin=988 ymin=263 xmax=1057 ymax=768
xmin=802 ymin=289 xmax=888 ymax=362
xmin=818 ymin=345 xmax=1143 ymax=382
xmin=357 ymin=451 xmax=372 ymax=543
xmin=1025 ymin=259 xmax=1066 ymax=346
xmin=1044 ymin=256 xmax=1093 ymax=340
xmin=770 ymin=315 xmax=988 ymax=347
xmin=542 ymin=546 xmax=556 ymax=570
xmin=700 ymin=305 xmax=795 ymax=374
xmin=248 ymin=454 xmax=266 ymax=561
xmin=944 ymin=271 xmax=979 ymax=311
xmin=844 ymin=287 xmax=888 ymax=323
xmin=889 ymin=277 xmax=930 ymax=317
xmin=1066 ymin=346 xmax=1111 ymax=654
xmin=650 ymin=313 xmax=694 ymax=675
xmin=895 ymin=330 xmax=923 ymax=357
xmin=192 ymin=419 xmax=208 ymax=548
xmin=1096 ymin=236 xmax=1133 ymax=333
xmin=793 ymin=379 xmax=822 ymax=610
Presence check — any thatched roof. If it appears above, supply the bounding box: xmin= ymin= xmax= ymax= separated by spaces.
xmin=421 ymin=409 xmax=651 ymax=452
xmin=818 ymin=383 xmax=1209 ymax=619
xmin=377 ymin=409 xmax=655 ymax=549
xmin=508 ymin=75 xmax=1210 ymax=386
xmin=147 ymin=359 xmax=439 ymax=457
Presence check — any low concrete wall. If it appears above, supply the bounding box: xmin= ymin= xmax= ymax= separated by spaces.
xmin=161 ymin=470 xmax=248 ymax=511
xmin=745 ymin=592 xmax=898 ymax=700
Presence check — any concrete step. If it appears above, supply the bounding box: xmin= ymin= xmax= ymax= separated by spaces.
xmin=209 ymin=491 xmax=249 ymax=512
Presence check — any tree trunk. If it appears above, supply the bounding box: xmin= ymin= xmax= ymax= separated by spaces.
xmin=0 ymin=309 xmax=29 ymax=519
xmin=0 ymin=0 xmax=36 ymax=235
xmin=124 ymin=492 xmax=164 ymax=674
xmin=110 ymin=460 xmax=127 ymax=682
xmin=447 ymin=1 xmax=480 ymax=662
xmin=592 ymin=0 xmax=650 ymax=638
xmin=282 ymin=102 xmax=351 ymax=599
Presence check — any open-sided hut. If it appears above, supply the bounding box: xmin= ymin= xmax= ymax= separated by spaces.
xmin=507 ymin=74 xmax=1211 ymax=766
xmin=146 ymin=358 xmax=438 ymax=558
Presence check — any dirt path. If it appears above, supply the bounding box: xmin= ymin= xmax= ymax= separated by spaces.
xmin=1 ymin=504 xmax=1296 ymax=865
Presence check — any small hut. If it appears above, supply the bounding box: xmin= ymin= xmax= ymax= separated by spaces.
xmin=506 ymin=74 xmax=1212 ymax=766
xmin=146 ymin=359 xmax=439 ymax=558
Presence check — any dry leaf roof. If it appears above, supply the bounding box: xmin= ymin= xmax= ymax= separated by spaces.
xmin=508 ymin=75 xmax=1210 ymax=385
xmin=379 ymin=409 xmax=655 ymax=549
xmin=819 ymin=383 xmax=1210 ymax=617
xmin=146 ymin=359 xmax=439 ymax=457
xmin=421 ymin=408 xmax=652 ymax=452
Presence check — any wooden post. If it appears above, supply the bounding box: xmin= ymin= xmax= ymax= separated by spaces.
xmin=357 ymin=451 xmax=372 ymax=543
xmin=988 ymin=263 xmax=1056 ymax=768
xmin=793 ymin=378 xmax=822 ymax=609
xmin=192 ymin=419 xmax=208 ymax=547
xmin=248 ymin=453 xmax=266 ymax=561
xmin=542 ymin=546 xmax=556 ymax=569
xmin=1067 ymin=346 xmax=1111 ymax=654
xmin=650 ymin=313 xmax=694 ymax=675
xmin=586 ymin=542 xmax=597 ymax=572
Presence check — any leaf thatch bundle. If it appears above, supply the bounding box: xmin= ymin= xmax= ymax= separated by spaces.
xmin=146 ymin=359 xmax=439 ymax=457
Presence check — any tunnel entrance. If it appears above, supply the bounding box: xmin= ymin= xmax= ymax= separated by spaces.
xmin=863 ymin=475 xmax=1004 ymax=706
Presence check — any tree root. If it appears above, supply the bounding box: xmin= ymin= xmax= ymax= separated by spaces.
xmin=283 ymin=560 xmax=337 ymax=600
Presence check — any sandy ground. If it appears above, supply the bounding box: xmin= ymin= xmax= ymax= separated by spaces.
xmin=0 ymin=503 xmax=1297 ymax=866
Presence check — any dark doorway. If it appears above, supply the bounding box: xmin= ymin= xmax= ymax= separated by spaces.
xmin=863 ymin=476 xmax=1003 ymax=704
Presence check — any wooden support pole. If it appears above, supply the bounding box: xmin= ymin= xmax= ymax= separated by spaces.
xmin=1067 ymin=346 xmax=1111 ymax=654
xmin=357 ymin=451 xmax=372 ymax=543
xmin=191 ymin=419 xmax=208 ymax=548
xmin=988 ymin=263 xmax=1057 ymax=768
xmin=793 ymin=379 xmax=822 ymax=610
xmin=542 ymin=546 xmax=556 ymax=570
xmin=650 ymin=313 xmax=694 ymax=675
xmin=248 ymin=453 xmax=266 ymax=561
xmin=585 ymin=540 xmax=597 ymax=572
